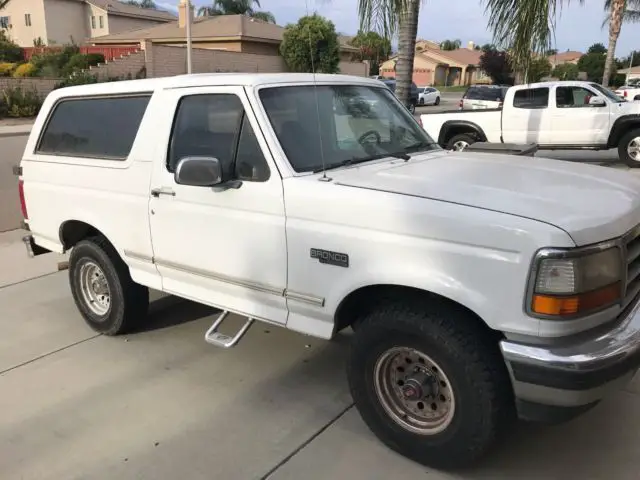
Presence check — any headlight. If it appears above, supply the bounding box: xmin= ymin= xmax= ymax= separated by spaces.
xmin=528 ymin=246 xmax=623 ymax=318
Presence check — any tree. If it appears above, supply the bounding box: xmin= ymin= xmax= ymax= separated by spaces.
xmin=348 ymin=30 xmax=392 ymax=76
xmin=546 ymin=48 xmax=558 ymax=55
xmin=440 ymin=39 xmax=461 ymax=50
xmin=357 ymin=0 xmax=421 ymax=108
xmin=578 ymin=49 xmax=608 ymax=82
xmin=483 ymin=0 xmax=584 ymax=83
xmin=124 ymin=0 xmax=157 ymax=8
xmin=480 ymin=43 xmax=497 ymax=52
xmin=527 ymin=56 xmax=552 ymax=82
xmin=602 ymin=0 xmax=640 ymax=87
xmin=588 ymin=42 xmax=607 ymax=54
xmin=552 ymin=62 xmax=579 ymax=80
xmin=198 ymin=0 xmax=276 ymax=23
xmin=478 ymin=49 xmax=514 ymax=85
xmin=0 ymin=0 xmax=8 ymax=8
xmin=279 ymin=14 xmax=340 ymax=74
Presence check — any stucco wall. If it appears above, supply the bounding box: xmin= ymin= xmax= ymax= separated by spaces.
xmin=44 ymin=0 xmax=89 ymax=45
xmin=87 ymin=4 xmax=108 ymax=38
xmin=0 ymin=0 xmax=47 ymax=47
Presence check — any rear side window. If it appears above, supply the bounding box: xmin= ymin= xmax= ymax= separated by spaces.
xmin=513 ymin=88 xmax=549 ymax=109
xmin=37 ymin=95 xmax=151 ymax=159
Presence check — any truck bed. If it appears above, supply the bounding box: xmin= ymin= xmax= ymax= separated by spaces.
xmin=420 ymin=109 xmax=503 ymax=146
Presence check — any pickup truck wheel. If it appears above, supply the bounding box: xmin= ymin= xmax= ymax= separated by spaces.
xmin=347 ymin=299 xmax=513 ymax=469
xmin=446 ymin=133 xmax=475 ymax=151
xmin=619 ymin=128 xmax=640 ymax=167
xmin=69 ymin=236 xmax=149 ymax=335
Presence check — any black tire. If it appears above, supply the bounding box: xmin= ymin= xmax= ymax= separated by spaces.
xmin=435 ymin=96 xmax=440 ymax=106
xmin=419 ymin=98 xmax=425 ymax=106
xmin=446 ymin=133 xmax=476 ymax=151
xmin=618 ymin=128 xmax=640 ymax=168
xmin=69 ymin=236 xmax=149 ymax=335
xmin=347 ymin=297 xmax=514 ymax=469
xmin=409 ymin=102 xmax=416 ymax=114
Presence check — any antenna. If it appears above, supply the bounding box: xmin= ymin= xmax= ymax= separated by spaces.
xmin=305 ymin=0 xmax=328 ymax=180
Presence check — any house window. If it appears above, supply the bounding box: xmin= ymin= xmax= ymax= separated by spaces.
xmin=91 ymin=16 xmax=95 ymax=29
xmin=25 ymin=14 xmax=32 ymax=27
xmin=0 ymin=16 xmax=10 ymax=29
xmin=99 ymin=16 xmax=103 ymax=28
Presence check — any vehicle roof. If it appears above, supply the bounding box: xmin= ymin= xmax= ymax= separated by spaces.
xmin=47 ymin=73 xmax=384 ymax=100
xmin=509 ymin=80 xmax=598 ymax=90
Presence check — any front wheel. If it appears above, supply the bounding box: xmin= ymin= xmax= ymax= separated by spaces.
xmin=347 ymin=299 xmax=514 ymax=469
xmin=446 ymin=133 xmax=475 ymax=151
xmin=618 ymin=128 xmax=640 ymax=168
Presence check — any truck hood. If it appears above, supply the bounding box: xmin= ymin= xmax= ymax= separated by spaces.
xmin=329 ymin=151 xmax=640 ymax=246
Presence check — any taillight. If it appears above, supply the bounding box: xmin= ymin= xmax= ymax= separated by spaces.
xmin=459 ymin=99 xmax=463 ymax=109
xmin=18 ymin=179 xmax=28 ymax=219
xmin=624 ymin=90 xmax=628 ymax=97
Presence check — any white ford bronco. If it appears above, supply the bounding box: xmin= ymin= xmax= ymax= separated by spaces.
xmin=17 ymin=73 xmax=640 ymax=468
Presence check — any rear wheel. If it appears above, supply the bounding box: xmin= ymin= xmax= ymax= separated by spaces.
xmin=618 ymin=128 xmax=640 ymax=168
xmin=446 ymin=133 xmax=475 ymax=151
xmin=434 ymin=96 xmax=440 ymax=106
xmin=347 ymin=298 xmax=513 ymax=469
xmin=69 ymin=236 xmax=149 ymax=335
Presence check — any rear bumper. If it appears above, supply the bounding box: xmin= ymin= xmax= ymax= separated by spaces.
xmin=500 ymin=297 xmax=640 ymax=423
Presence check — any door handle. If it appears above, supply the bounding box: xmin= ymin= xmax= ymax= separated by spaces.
xmin=150 ymin=187 xmax=176 ymax=197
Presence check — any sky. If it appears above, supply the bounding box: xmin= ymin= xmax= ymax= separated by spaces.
xmin=158 ymin=0 xmax=639 ymax=57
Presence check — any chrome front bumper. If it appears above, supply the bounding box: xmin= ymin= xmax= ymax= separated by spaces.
xmin=500 ymin=297 xmax=640 ymax=422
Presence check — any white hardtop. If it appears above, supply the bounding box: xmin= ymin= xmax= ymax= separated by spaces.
xmin=46 ymin=73 xmax=385 ymax=100
xmin=507 ymin=80 xmax=601 ymax=91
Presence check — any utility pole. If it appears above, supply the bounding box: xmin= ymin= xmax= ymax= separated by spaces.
xmin=186 ymin=0 xmax=193 ymax=74
xmin=627 ymin=51 xmax=634 ymax=85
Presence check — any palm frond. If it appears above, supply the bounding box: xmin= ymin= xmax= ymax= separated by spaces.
xmin=357 ymin=0 xmax=399 ymax=39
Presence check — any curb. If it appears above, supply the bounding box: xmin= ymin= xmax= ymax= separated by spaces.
xmin=0 ymin=125 xmax=32 ymax=138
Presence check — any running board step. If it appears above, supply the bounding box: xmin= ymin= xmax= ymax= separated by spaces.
xmin=204 ymin=311 xmax=254 ymax=348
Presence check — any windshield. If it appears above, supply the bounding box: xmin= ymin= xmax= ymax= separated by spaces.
xmin=258 ymin=84 xmax=439 ymax=173
xmin=589 ymin=82 xmax=625 ymax=102
xmin=464 ymin=86 xmax=505 ymax=101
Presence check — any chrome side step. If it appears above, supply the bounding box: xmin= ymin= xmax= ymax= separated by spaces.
xmin=204 ymin=311 xmax=254 ymax=348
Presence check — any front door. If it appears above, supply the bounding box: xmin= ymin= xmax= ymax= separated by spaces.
xmin=550 ymin=85 xmax=611 ymax=146
xmin=148 ymin=86 xmax=288 ymax=324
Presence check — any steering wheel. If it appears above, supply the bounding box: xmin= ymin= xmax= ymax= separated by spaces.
xmin=357 ymin=130 xmax=382 ymax=146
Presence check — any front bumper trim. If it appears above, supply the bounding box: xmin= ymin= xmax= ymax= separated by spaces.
xmin=500 ymin=296 xmax=640 ymax=410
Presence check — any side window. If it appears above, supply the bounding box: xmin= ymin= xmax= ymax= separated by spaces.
xmin=37 ymin=95 xmax=151 ymax=159
xmin=513 ymin=88 xmax=549 ymax=109
xmin=167 ymin=94 xmax=269 ymax=182
xmin=556 ymin=86 xmax=595 ymax=108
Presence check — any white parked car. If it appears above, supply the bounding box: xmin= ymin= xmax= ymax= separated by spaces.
xmin=614 ymin=85 xmax=640 ymax=101
xmin=421 ymin=80 xmax=640 ymax=166
xmin=418 ymin=86 xmax=441 ymax=106
xmin=17 ymin=73 xmax=640 ymax=469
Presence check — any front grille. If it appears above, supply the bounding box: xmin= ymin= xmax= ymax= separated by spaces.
xmin=624 ymin=226 xmax=640 ymax=308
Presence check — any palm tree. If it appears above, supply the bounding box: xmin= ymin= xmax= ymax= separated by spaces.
xmin=440 ymin=39 xmax=461 ymax=50
xmin=602 ymin=0 xmax=640 ymax=87
xmin=125 ymin=0 xmax=157 ymax=8
xmin=483 ymin=0 xmax=584 ymax=83
xmin=358 ymin=0 xmax=421 ymax=108
xmin=198 ymin=0 xmax=276 ymax=23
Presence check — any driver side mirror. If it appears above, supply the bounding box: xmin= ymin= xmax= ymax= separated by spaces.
xmin=589 ymin=96 xmax=606 ymax=107
xmin=175 ymin=156 xmax=223 ymax=187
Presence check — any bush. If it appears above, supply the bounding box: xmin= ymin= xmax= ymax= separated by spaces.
xmin=2 ymin=86 xmax=42 ymax=117
xmin=31 ymin=44 xmax=80 ymax=77
xmin=13 ymin=63 xmax=37 ymax=77
xmin=86 ymin=53 xmax=105 ymax=66
xmin=0 ymin=62 xmax=17 ymax=76
xmin=61 ymin=53 xmax=105 ymax=76
xmin=280 ymin=14 xmax=340 ymax=74
xmin=54 ymin=71 xmax=99 ymax=89
xmin=0 ymin=39 xmax=23 ymax=63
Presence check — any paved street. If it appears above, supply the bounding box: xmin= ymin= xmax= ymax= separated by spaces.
xmin=1 ymin=110 xmax=640 ymax=479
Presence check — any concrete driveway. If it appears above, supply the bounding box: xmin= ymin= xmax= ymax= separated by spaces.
xmin=2 ymin=230 xmax=640 ymax=480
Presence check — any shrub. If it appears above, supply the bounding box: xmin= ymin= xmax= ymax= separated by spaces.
xmin=0 ymin=38 xmax=23 ymax=63
xmin=86 ymin=53 xmax=105 ymax=66
xmin=2 ymin=86 xmax=42 ymax=117
xmin=54 ymin=71 xmax=99 ymax=89
xmin=280 ymin=14 xmax=340 ymax=74
xmin=0 ymin=62 xmax=17 ymax=76
xmin=61 ymin=53 xmax=105 ymax=76
xmin=13 ymin=63 xmax=37 ymax=77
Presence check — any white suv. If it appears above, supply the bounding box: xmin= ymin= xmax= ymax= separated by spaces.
xmin=17 ymin=73 xmax=640 ymax=469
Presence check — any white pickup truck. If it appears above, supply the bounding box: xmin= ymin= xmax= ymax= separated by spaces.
xmin=16 ymin=73 xmax=640 ymax=469
xmin=421 ymin=80 xmax=640 ymax=166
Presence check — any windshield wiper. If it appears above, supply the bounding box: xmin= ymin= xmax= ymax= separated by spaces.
xmin=312 ymin=157 xmax=373 ymax=173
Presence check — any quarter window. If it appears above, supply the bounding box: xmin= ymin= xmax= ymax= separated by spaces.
xmin=167 ymin=94 xmax=270 ymax=182
xmin=513 ymin=88 xmax=549 ymax=109
xmin=37 ymin=95 xmax=151 ymax=159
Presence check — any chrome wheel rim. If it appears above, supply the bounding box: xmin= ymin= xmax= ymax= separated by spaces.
xmin=627 ymin=137 xmax=640 ymax=162
xmin=79 ymin=261 xmax=111 ymax=316
xmin=374 ymin=346 xmax=455 ymax=435
xmin=452 ymin=140 xmax=469 ymax=151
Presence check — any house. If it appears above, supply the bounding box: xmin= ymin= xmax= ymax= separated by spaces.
xmin=548 ymin=50 xmax=583 ymax=69
xmin=90 ymin=2 xmax=359 ymax=60
xmin=379 ymin=40 xmax=491 ymax=87
xmin=617 ymin=66 xmax=640 ymax=83
xmin=0 ymin=0 xmax=175 ymax=47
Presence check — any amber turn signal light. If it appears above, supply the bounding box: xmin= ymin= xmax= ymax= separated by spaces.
xmin=531 ymin=282 xmax=621 ymax=317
